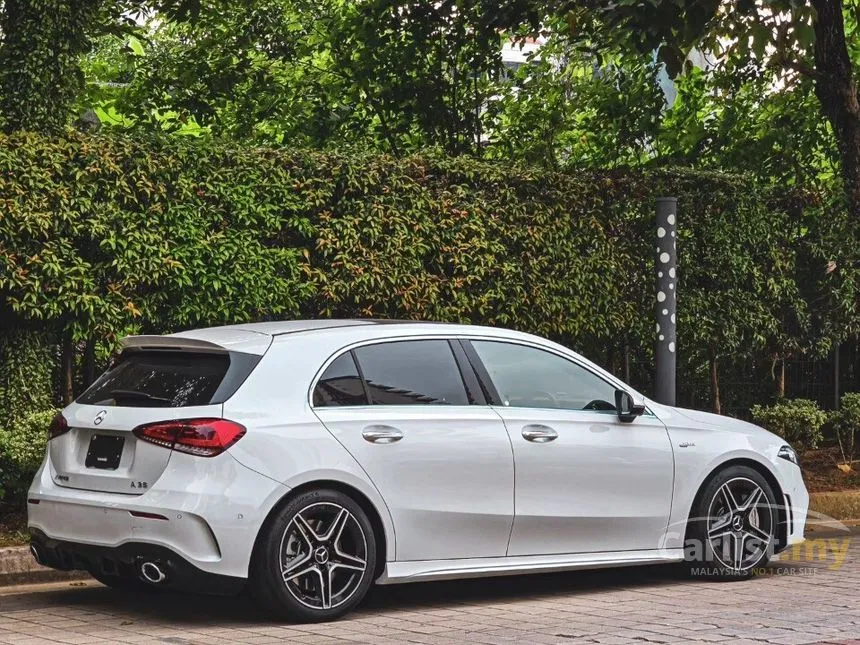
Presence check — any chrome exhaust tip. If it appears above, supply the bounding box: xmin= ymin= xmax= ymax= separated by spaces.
xmin=29 ymin=544 xmax=41 ymax=565
xmin=139 ymin=560 xmax=167 ymax=584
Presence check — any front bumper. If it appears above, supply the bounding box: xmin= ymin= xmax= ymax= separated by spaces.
xmin=774 ymin=457 xmax=809 ymax=549
xmin=785 ymin=484 xmax=809 ymax=546
xmin=28 ymin=450 xmax=289 ymax=580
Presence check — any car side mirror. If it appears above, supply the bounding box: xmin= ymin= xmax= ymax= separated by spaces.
xmin=615 ymin=389 xmax=645 ymax=423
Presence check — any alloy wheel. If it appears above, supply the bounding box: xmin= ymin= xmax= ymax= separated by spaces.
xmin=706 ymin=476 xmax=774 ymax=571
xmin=279 ymin=502 xmax=368 ymax=610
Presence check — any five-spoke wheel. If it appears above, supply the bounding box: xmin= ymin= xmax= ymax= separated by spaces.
xmin=280 ymin=502 xmax=368 ymax=610
xmin=706 ymin=477 xmax=774 ymax=571
xmin=686 ymin=465 xmax=778 ymax=578
xmin=252 ymin=489 xmax=377 ymax=622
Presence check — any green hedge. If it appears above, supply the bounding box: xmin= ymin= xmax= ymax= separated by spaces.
xmin=0 ymin=329 xmax=54 ymax=431
xmin=1 ymin=133 xmax=824 ymax=334
xmin=0 ymin=131 xmax=843 ymax=404
xmin=0 ymin=330 xmax=55 ymax=502
xmin=2 ymin=132 xmax=849 ymax=501
xmin=0 ymin=409 xmax=57 ymax=502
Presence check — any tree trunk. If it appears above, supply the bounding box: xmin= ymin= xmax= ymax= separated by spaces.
xmin=775 ymin=356 xmax=786 ymax=399
xmin=61 ymin=330 xmax=75 ymax=405
xmin=709 ymin=349 xmax=721 ymax=415
xmin=834 ymin=342 xmax=841 ymax=410
xmin=811 ymin=0 xmax=860 ymax=217
xmin=623 ymin=338 xmax=631 ymax=383
xmin=83 ymin=336 xmax=96 ymax=387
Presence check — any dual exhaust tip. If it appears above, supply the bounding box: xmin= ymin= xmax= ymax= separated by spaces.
xmin=30 ymin=543 xmax=169 ymax=585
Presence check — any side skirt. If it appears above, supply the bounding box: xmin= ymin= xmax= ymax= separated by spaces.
xmin=377 ymin=548 xmax=685 ymax=585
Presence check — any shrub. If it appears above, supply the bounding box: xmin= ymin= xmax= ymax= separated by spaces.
xmin=0 ymin=330 xmax=54 ymax=431
xmin=0 ymin=329 xmax=55 ymax=502
xmin=750 ymin=398 xmax=827 ymax=450
xmin=0 ymin=409 xmax=55 ymax=503
xmin=830 ymin=393 xmax=860 ymax=465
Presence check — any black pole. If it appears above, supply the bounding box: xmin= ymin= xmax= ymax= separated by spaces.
xmin=655 ymin=197 xmax=677 ymax=406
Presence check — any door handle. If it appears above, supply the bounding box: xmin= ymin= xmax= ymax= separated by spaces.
xmin=362 ymin=425 xmax=404 ymax=444
xmin=521 ymin=424 xmax=558 ymax=443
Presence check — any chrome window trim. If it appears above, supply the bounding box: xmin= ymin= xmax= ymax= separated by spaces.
xmin=308 ymin=333 xmax=655 ymax=417
xmin=308 ymin=334 xmax=470 ymax=410
xmin=462 ymin=336 xmax=656 ymax=417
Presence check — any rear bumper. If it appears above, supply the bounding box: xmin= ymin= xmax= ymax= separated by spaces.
xmin=28 ymin=450 xmax=289 ymax=579
xmin=29 ymin=529 xmax=245 ymax=594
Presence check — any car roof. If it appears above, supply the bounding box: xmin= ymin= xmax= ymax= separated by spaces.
xmin=217 ymin=319 xmax=442 ymax=336
xmin=124 ymin=319 xmax=457 ymax=356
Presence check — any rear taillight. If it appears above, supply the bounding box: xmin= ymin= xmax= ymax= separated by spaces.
xmin=48 ymin=413 xmax=70 ymax=440
xmin=132 ymin=418 xmax=246 ymax=457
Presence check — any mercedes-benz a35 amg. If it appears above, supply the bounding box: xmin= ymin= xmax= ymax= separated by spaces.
xmin=28 ymin=320 xmax=808 ymax=621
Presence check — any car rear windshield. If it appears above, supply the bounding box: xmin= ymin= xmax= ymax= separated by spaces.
xmin=77 ymin=350 xmax=258 ymax=407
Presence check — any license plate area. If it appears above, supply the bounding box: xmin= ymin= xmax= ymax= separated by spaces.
xmin=85 ymin=434 xmax=125 ymax=470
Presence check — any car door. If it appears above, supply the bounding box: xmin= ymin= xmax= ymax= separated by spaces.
xmin=465 ymin=339 xmax=674 ymax=557
xmin=312 ymin=338 xmax=515 ymax=562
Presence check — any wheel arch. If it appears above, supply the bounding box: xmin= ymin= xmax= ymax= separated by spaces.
xmin=684 ymin=457 xmax=789 ymax=552
xmin=249 ymin=479 xmax=391 ymax=580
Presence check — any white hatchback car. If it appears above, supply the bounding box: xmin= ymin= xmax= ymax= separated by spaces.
xmin=28 ymin=320 xmax=808 ymax=621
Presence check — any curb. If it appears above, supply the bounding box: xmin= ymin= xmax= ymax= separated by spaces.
xmin=0 ymin=547 xmax=87 ymax=587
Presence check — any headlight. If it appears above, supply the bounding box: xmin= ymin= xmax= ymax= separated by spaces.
xmin=778 ymin=445 xmax=799 ymax=466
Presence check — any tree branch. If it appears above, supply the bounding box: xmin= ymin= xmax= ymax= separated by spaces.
xmin=780 ymin=57 xmax=823 ymax=80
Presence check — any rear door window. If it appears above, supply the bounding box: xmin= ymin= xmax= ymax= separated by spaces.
xmin=77 ymin=351 xmax=255 ymax=407
xmin=313 ymin=352 xmax=368 ymax=407
xmin=353 ymin=340 xmax=469 ymax=405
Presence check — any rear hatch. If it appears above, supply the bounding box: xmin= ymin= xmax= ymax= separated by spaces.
xmin=49 ymin=335 xmax=264 ymax=495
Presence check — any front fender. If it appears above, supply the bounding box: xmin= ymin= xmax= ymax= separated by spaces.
xmin=661 ymin=429 xmax=785 ymax=549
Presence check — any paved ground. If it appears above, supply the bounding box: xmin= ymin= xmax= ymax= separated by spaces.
xmin=0 ymin=530 xmax=858 ymax=645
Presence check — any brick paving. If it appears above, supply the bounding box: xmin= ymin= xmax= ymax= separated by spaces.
xmin=0 ymin=529 xmax=858 ymax=644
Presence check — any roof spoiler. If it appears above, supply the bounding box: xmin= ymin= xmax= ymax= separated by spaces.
xmin=122 ymin=332 xmax=271 ymax=356
xmin=122 ymin=336 xmax=229 ymax=354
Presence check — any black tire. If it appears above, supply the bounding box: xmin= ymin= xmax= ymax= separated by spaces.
xmin=89 ymin=571 xmax=155 ymax=592
xmin=685 ymin=465 xmax=778 ymax=580
xmin=251 ymin=488 xmax=377 ymax=622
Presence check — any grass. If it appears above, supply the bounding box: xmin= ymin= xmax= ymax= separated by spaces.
xmin=809 ymin=490 xmax=860 ymax=522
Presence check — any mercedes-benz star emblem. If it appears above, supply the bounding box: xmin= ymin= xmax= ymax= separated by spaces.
xmin=93 ymin=410 xmax=107 ymax=425
xmin=313 ymin=546 xmax=330 ymax=565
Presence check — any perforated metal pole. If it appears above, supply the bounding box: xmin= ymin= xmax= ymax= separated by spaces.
xmin=655 ymin=197 xmax=677 ymax=406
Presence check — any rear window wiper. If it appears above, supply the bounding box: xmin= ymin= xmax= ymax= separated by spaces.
xmin=109 ymin=389 xmax=172 ymax=405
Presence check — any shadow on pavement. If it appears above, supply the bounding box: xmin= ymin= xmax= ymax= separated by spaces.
xmin=0 ymin=561 xmax=812 ymax=625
